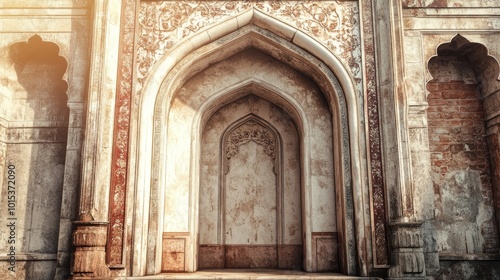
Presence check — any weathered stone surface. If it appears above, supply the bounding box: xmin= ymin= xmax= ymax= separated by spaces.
xmin=388 ymin=222 xmax=426 ymax=280
xmin=198 ymin=245 xmax=225 ymax=269
xmin=2 ymin=0 xmax=500 ymax=279
xmin=225 ymin=245 xmax=278 ymax=268
xmin=312 ymin=233 xmax=340 ymax=272
xmin=72 ymin=222 xmax=111 ymax=278
xmin=435 ymin=260 xmax=500 ymax=280
xmin=162 ymin=238 xmax=187 ymax=272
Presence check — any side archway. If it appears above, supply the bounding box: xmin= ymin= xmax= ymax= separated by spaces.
xmin=132 ymin=9 xmax=367 ymax=277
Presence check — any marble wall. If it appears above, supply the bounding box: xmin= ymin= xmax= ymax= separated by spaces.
xmin=161 ymin=48 xmax=339 ymax=272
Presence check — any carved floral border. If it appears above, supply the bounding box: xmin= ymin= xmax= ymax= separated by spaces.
xmin=360 ymin=0 xmax=389 ymax=267
xmin=107 ymin=0 xmax=137 ymax=266
xmin=136 ymin=1 xmax=362 ymax=92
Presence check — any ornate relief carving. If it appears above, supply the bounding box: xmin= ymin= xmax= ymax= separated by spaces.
xmin=137 ymin=1 xmax=361 ymax=91
xmin=387 ymin=222 xmax=426 ymax=279
xmin=109 ymin=0 xmax=386 ymax=273
xmin=226 ymin=119 xmax=276 ymax=161
xmin=361 ymin=0 xmax=389 ymax=267
xmin=107 ymin=0 xmax=137 ymax=267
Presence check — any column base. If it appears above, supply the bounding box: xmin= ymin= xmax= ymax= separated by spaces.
xmin=388 ymin=221 xmax=426 ymax=279
xmin=71 ymin=221 xmax=111 ymax=279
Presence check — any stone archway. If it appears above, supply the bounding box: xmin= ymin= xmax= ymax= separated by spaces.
xmin=133 ymin=9 xmax=366 ymax=277
xmin=161 ymin=47 xmax=338 ymax=272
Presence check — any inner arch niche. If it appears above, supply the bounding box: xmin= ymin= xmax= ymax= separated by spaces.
xmin=199 ymin=96 xmax=305 ymax=269
xmin=162 ymin=49 xmax=337 ymax=272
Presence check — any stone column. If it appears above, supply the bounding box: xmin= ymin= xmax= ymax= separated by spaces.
xmin=373 ymin=0 xmax=429 ymax=277
xmin=55 ymin=103 xmax=85 ymax=280
xmin=388 ymin=222 xmax=426 ymax=280
xmin=71 ymin=0 xmax=122 ymax=278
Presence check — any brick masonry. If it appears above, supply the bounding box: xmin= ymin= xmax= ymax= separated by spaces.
xmin=427 ymin=80 xmax=499 ymax=254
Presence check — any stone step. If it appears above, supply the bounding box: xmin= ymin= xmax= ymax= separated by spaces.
xmin=120 ymin=269 xmax=382 ymax=280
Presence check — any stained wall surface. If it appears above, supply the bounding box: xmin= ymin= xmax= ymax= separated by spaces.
xmin=0 ymin=1 xmax=90 ymax=279
xmin=402 ymin=1 xmax=500 ymax=278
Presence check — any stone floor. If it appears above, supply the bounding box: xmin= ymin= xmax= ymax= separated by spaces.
xmin=123 ymin=269 xmax=382 ymax=279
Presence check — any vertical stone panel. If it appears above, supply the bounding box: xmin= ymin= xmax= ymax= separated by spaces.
xmin=312 ymin=232 xmax=340 ymax=272
xmin=0 ymin=36 xmax=68 ymax=280
xmin=486 ymin=128 xmax=500 ymax=253
xmin=107 ymin=0 xmax=137 ymax=266
xmin=361 ymin=0 xmax=389 ymax=267
xmin=224 ymin=128 xmax=277 ymax=245
xmin=199 ymin=94 xmax=302 ymax=269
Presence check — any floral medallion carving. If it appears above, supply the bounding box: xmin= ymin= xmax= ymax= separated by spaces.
xmin=226 ymin=119 xmax=276 ymax=162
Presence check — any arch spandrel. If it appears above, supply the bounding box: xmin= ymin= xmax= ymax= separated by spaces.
xmin=133 ymin=9 xmax=367 ymax=277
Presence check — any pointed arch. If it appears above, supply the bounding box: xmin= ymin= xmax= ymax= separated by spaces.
xmin=132 ymin=9 xmax=367 ymax=277
xmin=428 ymin=34 xmax=500 ymax=99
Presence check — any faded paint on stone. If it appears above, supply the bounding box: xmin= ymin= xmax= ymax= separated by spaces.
xmin=225 ymin=141 xmax=277 ymax=245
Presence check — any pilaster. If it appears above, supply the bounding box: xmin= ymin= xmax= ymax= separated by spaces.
xmin=486 ymin=118 xmax=500 ymax=253
xmin=373 ymin=0 xmax=415 ymax=221
xmin=72 ymin=0 xmax=122 ymax=277
xmin=373 ymin=0 xmax=429 ymax=277
xmin=72 ymin=221 xmax=110 ymax=278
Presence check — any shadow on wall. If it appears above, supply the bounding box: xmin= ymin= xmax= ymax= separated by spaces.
xmin=4 ymin=35 xmax=69 ymax=279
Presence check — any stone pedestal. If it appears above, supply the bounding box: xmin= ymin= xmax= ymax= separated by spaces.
xmin=71 ymin=221 xmax=111 ymax=278
xmin=388 ymin=222 xmax=426 ymax=280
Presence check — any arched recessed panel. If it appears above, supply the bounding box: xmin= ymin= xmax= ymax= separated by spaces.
xmin=429 ymin=34 xmax=500 ymax=99
xmin=133 ymin=9 xmax=364 ymax=276
xmin=3 ymin=35 xmax=70 ymax=278
xmin=199 ymin=96 xmax=304 ymax=270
